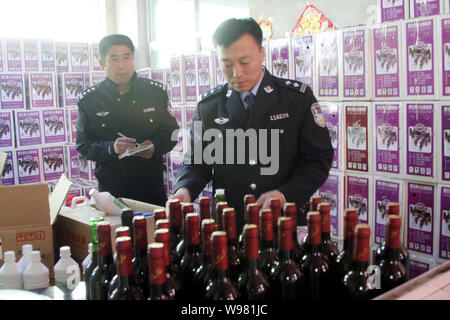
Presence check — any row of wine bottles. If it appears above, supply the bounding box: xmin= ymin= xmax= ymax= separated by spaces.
xmin=82 ymin=193 xmax=409 ymax=300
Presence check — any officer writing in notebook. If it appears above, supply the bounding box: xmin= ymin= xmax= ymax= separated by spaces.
xmin=169 ymin=18 xmax=333 ymax=230
xmin=76 ymin=34 xmax=179 ymax=206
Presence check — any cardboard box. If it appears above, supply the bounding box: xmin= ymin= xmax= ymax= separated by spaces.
xmin=410 ymin=0 xmax=444 ymax=17
xmin=69 ymin=43 xmax=90 ymax=73
xmin=270 ymin=37 xmax=291 ymax=79
xmin=0 ymin=110 xmax=15 ymax=148
xmin=150 ymin=68 xmax=165 ymax=84
xmin=55 ymin=42 xmax=69 ymax=73
xmin=291 ymin=34 xmax=315 ymax=91
xmin=437 ymin=185 xmax=450 ymax=261
xmin=345 ymin=173 xmax=374 ymax=234
xmin=5 ymin=38 xmax=23 ymax=72
xmin=22 ymin=39 xmax=39 ymax=72
xmin=58 ymin=73 xmax=88 ymax=107
xmin=319 ymin=101 xmax=344 ymax=171
xmin=89 ymin=43 xmax=102 ymax=72
xmin=90 ymin=72 xmax=106 ymax=86
xmin=170 ymin=55 xmax=185 ymax=104
xmin=0 ymin=40 xmax=4 ymax=73
xmin=378 ymin=0 xmax=409 ymax=23
xmin=213 ymin=51 xmax=226 ymax=87
xmin=196 ymin=51 xmax=214 ymax=97
xmin=439 ymin=15 xmax=450 ymax=100
xmin=184 ymin=54 xmax=198 ymax=103
xmin=54 ymin=197 xmax=160 ymax=263
xmin=440 ymin=103 xmax=450 ymax=183
xmin=28 ymin=73 xmax=58 ymax=109
xmin=170 ymin=105 xmax=184 ymax=154
xmin=0 ymin=73 xmax=26 ymax=110
xmin=1 ymin=149 xmax=17 ymax=186
xmin=14 ymin=109 xmax=43 ymax=147
xmin=39 ymin=39 xmax=56 ymax=72
xmin=41 ymin=108 xmax=67 ymax=144
xmin=15 ymin=147 xmax=43 ymax=185
xmin=137 ymin=67 xmax=150 ymax=79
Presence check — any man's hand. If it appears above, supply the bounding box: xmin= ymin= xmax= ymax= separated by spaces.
xmin=114 ymin=137 xmax=137 ymax=154
xmin=256 ymin=189 xmax=286 ymax=211
xmin=166 ymin=187 xmax=192 ymax=214
xmin=136 ymin=140 xmax=154 ymax=159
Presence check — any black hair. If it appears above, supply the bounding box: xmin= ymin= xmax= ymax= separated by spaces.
xmin=98 ymin=34 xmax=135 ymax=60
xmin=212 ymin=17 xmax=263 ymax=49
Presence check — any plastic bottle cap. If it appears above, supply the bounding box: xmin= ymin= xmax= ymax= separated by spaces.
xmin=22 ymin=244 xmax=33 ymax=254
xmin=59 ymin=246 xmax=71 ymax=258
xmin=144 ymin=213 xmax=152 ymax=217
xmin=4 ymin=251 xmax=16 ymax=263
xmin=30 ymin=251 xmax=41 ymax=262
xmin=134 ymin=211 xmax=143 ymax=216
xmin=215 ymin=189 xmax=225 ymax=196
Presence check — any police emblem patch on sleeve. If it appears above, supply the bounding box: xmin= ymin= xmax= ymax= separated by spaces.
xmin=311 ymin=103 xmax=326 ymax=128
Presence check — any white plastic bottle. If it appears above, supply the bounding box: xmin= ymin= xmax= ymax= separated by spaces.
xmin=89 ymin=188 xmax=127 ymax=216
xmin=17 ymin=244 xmax=33 ymax=271
xmin=82 ymin=243 xmax=93 ymax=276
xmin=0 ymin=251 xmax=23 ymax=289
xmin=23 ymin=251 xmax=49 ymax=290
xmin=54 ymin=246 xmax=80 ymax=290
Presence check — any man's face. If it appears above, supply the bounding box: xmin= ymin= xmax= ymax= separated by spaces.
xmin=100 ymin=45 xmax=135 ymax=86
xmin=217 ymin=34 xmax=265 ymax=93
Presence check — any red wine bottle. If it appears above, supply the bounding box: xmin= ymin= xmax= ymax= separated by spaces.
xmin=283 ymin=203 xmax=305 ymax=265
xmin=318 ymin=202 xmax=339 ymax=267
xmin=270 ymin=198 xmax=282 ymax=247
xmin=269 ymin=217 xmax=306 ymax=300
xmin=301 ymin=195 xmax=322 ymax=251
xmin=335 ymin=208 xmax=358 ymax=280
xmin=222 ymin=207 xmax=243 ymax=284
xmin=377 ymin=215 xmax=408 ymax=293
xmin=84 ymin=217 xmax=103 ymax=300
xmin=155 ymin=228 xmax=181 ymax=299
xmin=375 ymin=202 xmax=410 ymax=278
xmin=299 ymin=212 xmax=331 ymax=300
xmin=108 ymin=226 xmax=132 ymax=298
xmin=179 ymin=213 xmax=203 ymax=299
xmin=205 ymin=231 xmax=239 ymax=300
xmin=148 ymin=243 xmax=172 ymax=300
xmin=193 ymin=219 xmax=216 ymax=297
xmin=238 ymin=194 xmax=257 ymax=250
xmin=153 ymin=208 xmax=167 ymax=223
xmin=121 ymin=208 xmax=135 ymax=243
xmin=156 ymin=219 xmax=170 ymax=230
xmin=199 ymin=196 xmax=211 ymax=221
xmin=168 ymin=199 xmax=183 ymax=255
xmin=215 ymin=201 xmax=228 ymax=231
xmin=342 ymin=224 xmax=379 ymax=300
xmin=89 ymin=221 xmax=116 ymax=300
xmin=175 ymin=202 xmax=195 ymax=265
xmin=259 ymin=209 xmax=278 ymax=279
xmin=237 ymin=224 xmax=271 ymax=300
xmin=132 ymin=216 xmax=149 ymax=298
xmin=108 ymin=236 xmax=145 ymax=300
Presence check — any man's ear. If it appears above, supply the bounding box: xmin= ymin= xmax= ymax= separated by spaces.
xmin=99 ymin=58 xmax=105 ymax=70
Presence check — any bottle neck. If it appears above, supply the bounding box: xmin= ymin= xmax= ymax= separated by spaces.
xmin=214 ymin=268 xmax=229 ymax=280
xmin=322 ymin=232 xmax=331 ymax=242
xmin=98 ymin=253 xmax=114 ymax=267
xmin=310 ymin=244 xmax=322 ymax=254
xmin=246 ymin=258 xmax=258 ymax=271
xmin=134 ymin=247 xmax=147 ymax=261
xmin=118 ymin=274 xmax=133 ymax=288
xmin=279 ymin=249 xmax=292 ymax=263
xmin=343 ymin=239 xmax=354 ymax=254
xmin=203 ymin=253 xmax=212 ymax=266
xmin=261 ymin=240 xmax=274 ymax=250
xmin=228 ymin=238 xmax=238 ymax=248
xmin=385 ymin=248 xmax=400 ymax=260
xmin=150 ymin=283 xmax=166 ymax=297
xmin=352 ymin=260 xmax=369 ymax=272
xmin=186 ymin=244 xmax=202 ymax=254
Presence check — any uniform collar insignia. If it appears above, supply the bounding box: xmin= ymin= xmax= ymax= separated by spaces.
xmin=96 ymin=111 xmax=109 ymax=116
xmin=214 ymin=117 xmax=229 ymax=125
xmin=226 ymin=89 xmax=232 ymax=98
xmin=264 ymin=85 xmax=273 ymax=93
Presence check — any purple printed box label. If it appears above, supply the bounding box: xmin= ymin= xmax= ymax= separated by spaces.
xmin=91 ymin=43 xmax=102 ymax=71
xmin=440 ymin=186 xmax=450 ymax=260
xmin=442 ymin=18 xmax=450 ymax=96
xmin=0 ymin=111 xmax=14 ymax=148
xmin=172 ymin=108 xmax=183 ymax=153
xmin=346 ymin=175 xmax=370 ymax=224
xmin=55 ymin=42 xmax=69 ymax=73
xmin=373 ymin=25 xmax=401 ymax=98
xmin=443 ymin=106 xmax=450 ymax=181
xmin=151 ymin=69 xmax=164 ymax=83
xmin=184 ymin=55 xmax=197 ymax=102
xmin=185 ymin=106 xmax=196 ymax=143
xmin=67 ymin=145 xmax=81 ymax=179
xmin=375 ymin=103 xmax=401 ymax=174
xmin=91 ymin=72 xmax=106 ymax=86
xmin=40 ymin=39 xmax=55 ymax=71
xmin=413 ymin=0 xmax=441 ymax=17
xmin=345 ymin=105 xmax=369 ymax=172
xmin=317 ymin=32 xmax=339 ymax=97
xmin=23 ymin=39 xmax=39 ymax=72
xmin=405 ymin=19 xmax=435 ymax=96
xmin=64 ymin=74 xmax=85 ymax=106
xmin=137 ymin=69 xmax=150 ymax=79
xmin=292 ymin=35 xmax=314 ymax=90
xmin=407 ymin=182 xmax=435 ymax=255
xmin=30 ymin=73 xmax=55 ymax=108
xmin=6 ymin=39 xmax=22 ymax=72
xmin=16 ymin=148 xmax=41 ymax=184
xmin=1 ymin=150 xmax=15 ymax=186
xmin=406 ymin=103 xmax=434 ymax=177
xmin=318 ymin=173 xmax=341 ymax=237
xmin=91 ymin=160 xmax=96 ymax=181
xmin=69 ymin=109 xmax=78 ymax=143
xmin=342 ymin=29 xmax=367 ymax=98
xmin=170 ymin=57 xmax=182 ymax=102
xmin=271 ymin=38 xmax=290 ymax=79
xmin=0 ymin=73 xmax=25 ymax=110
xmin=320 ymin=102 xmax=341 ymax=169
xmin=214 ymin=52 xmax=226 ymax=87
xmin=0 ymin=42 xmax=4 ymax=72
xmin=42 ymin=109 xmax=66 ymax=144
xmin=16 ymin=111 xmax=42 ymax=146
xmin=374 ymin=179 xmax=401 ymax=245
xmin=197 ymin=54 xmax=212 ymax=96
xmin=70 ymin=43 xmax=90 ymax=72
xmin=79 ymin=158 xmax=91 ymax=180
xmin=409 ymin=258 xmax=431 ymax=279
xmin=381 ymin=0 xmax=406 ymax=22
xmin=42 ymin=146 xmax=65 ymax=181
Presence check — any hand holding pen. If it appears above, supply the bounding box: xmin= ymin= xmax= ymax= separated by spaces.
xmin=113 ymin=132 xmax=138 ymax=155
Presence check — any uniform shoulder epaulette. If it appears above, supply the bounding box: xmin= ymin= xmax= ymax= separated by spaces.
xmin=277 ymin=78 xmax=309 ymax=94
xmin=198 ymin=85 xmax=225 ymax=103
xmin=77 ymin=84 xmax=100 ymax=101
xmin=143 ymin=78 xmax=164 ymax=89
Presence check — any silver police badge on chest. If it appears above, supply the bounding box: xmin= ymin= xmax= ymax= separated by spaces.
xmin=214 ymin=117 xmax=229 ymax=125
xmin=96 ymin=111 xmax=109 ymax=117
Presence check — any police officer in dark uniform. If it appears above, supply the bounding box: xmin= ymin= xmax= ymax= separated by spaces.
xmin=76 ymin=34 xmax=179 ymax=206
xmin=169 ymin=18 xmax=333 ymax=230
